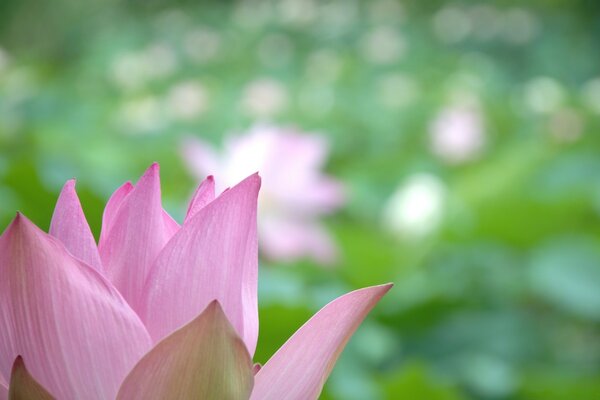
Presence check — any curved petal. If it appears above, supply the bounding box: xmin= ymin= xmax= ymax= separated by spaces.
xmin=99 ymin=181 xmax=133 ymax=245
xmin=185 ymin=175 xmax=215 ymax=223
xmin=98 ymin=163 xmax=179 ymax=313
xmin=117 ymin=301 xmax=253 ymax=400
xmin=142 ymin=174 xmax=260 ymax=355
xmin=251 ymin=284 xmax=392 ymax=400
xmin=49 ymin=180 xmax=103 ymax=272
xmin=0 ymin=214 xmax=152 ymax=400
xmin=8 ymin=357 xmax=54 ymax=400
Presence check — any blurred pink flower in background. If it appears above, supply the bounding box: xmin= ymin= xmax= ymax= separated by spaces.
xmin=0 ymin=164 xmax=389 ymax=399
xmin=182 ymin=125 xmax=345 ymax=265
xmin=429 ymin=104 xmax=485 ymax=164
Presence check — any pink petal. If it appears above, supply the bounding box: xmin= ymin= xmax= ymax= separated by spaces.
xmin=8 ymin=356 xmax=54 ymax=399
xmin=184 ymin=175 xmax=215 ymax=223
xmin=141 ymin=174 xmax=260 ymax=355
xmin=98 ymin=163 xmax=179 ymax=313
xmin=49 ymin=180 xmax=103 ymax=271
xmin=99 ymin=181 xmax=133 ymax=245
xmin=0 ymin=383 xmax=6 ymax=400
xmin=117 ymin=301 xmax=254 ymax=400
xmin=0 ymin=214 xmax=152 ymax=400
xmin=251 ymin=284 xmax=392 ymax=400
xmin=260 ymin=218 xmax=338 ymax=265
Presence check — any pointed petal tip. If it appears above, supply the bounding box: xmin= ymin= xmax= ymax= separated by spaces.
xmin=380 ymin=282 xmax=394 ymax=291
xmin=63 ymin=179 xmax=76 ymax=190
xmin=206 ymin=299 xmax=225 ymax=315
xmin=9 ymin=355 xmax=55 ymax=400
xmin=241 ymin=172 xmax=261 ymax=189
xmin=11 ymin=355 xmax=24 ymax=373
xmin=141 ymin=163 xmax=160 ymax=179
xmin=354 ymin=282 xmax=393 ymax=300
xmin=7 ymin=212 xmax=36 ymax=234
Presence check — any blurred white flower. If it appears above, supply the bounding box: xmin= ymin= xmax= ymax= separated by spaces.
xmin=278 ymin=0 xmax=317 ymax=26
xmin=581 ymin=78 xmax=600 ymax=114
xmin=110 ymin=43 xmax=178 ymax=91
xmin=502 ymin=8 xmax=538 ymax=45
xmin=166 ymin=81 xmax=209 ymax=121
xmin=242 ymin=78 xmax=288 ymax=117
xmin=233 ymin=1 xmax=273 ymax=30
xmin=110 ymin=52 xmax=147 ymax=91
xmin=359 ymin=26 xmax=406 ymax=65
xmin=143 ymin=43 xmax=178 ymax=79
xmin=432 ymin=6 xmax=471 ymax=43
xmin=524 ymin=77 xmax=565 ymax=114
xmin=117 ymin=96 xmax=164 ymax=134
xmin=181 ymin=125 xmax=345 ymax=264
xmin=382 ymin=173 xmax=446 ymax=238
xmin=469 ymin=5 xmax=501 ymax=41
xmin=429 ymin=105 xmax=485 ymax=164
xmin=317 ymin=1 xmax=358 ymax=34
xmin=305 ymin=49 xmax=342 ymax=83
xmin=183 ymin=28 xmax=221 ymax=64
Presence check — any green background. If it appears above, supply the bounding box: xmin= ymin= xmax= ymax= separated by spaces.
xmin=1 ymin=1 xmax=600 ymax=398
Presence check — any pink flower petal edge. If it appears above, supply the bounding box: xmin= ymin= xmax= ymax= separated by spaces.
xmin=141 ymin=174 xmax=260 ymax=355
xmin=0 ymin=214 xmax=152 ymax=400
xmin=49 ymin=179 xmax=103 ymax=272
xmin=117 ymin=301 xmax=253 ymax=400
xmin=98 ymin=163 xmax=179 ymax=315
xmin=100 ymin=181 xmax=133 ymax=245
xmin=184 ymin=175 xmax=215 ymax=223
xmin=251 ymin=283 xmax=392 ymax=400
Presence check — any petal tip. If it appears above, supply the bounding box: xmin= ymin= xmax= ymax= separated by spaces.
xmin=141 ymin=163 xmax=160 ymax=179
xmin=7 ymin=212 xmax=36 ymax=235
xmin=206 ymin=299 xmax=224 ymax=315
xmin=10 ymin=355 xmax=24 ymax=374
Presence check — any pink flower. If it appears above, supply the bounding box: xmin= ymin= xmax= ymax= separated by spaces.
xmin=429 ymin=105 xmax=485 ymax=164
xmin=0 ymin=164 xmax=389 ymax=399
xmin=181 ymin=125 xmax=345 ymax=265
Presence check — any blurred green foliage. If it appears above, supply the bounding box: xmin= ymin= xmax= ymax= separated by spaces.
xmin=1 ymin=0 xmax=600 ymax=398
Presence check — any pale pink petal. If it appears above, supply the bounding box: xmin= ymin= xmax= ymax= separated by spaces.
xmin=49 ymin=180 xmax=103 ymax=271
xmin=117 ymin=301 xmax=253 ymax=400
xmin=141 ymin=174 xmax=260 ymax=355
xmin=184 ymin=175 xmax=215 ymax=223
xmin=251 ymin=284 xmax=392 ymax=400
xmin=0 ymin=214 xmax=152 ymax=400
xmin=98 ymin=164 xmax=179 ymax=314
xmin=286 ymin=177 xmax=345 ymax=214
xmin=8 ymin=356 xmax=54 ymax=399
xmin=99 ymin=181 xmax=133 ymax=245
xmin=260 ymin=218 xmax=338 ymax=265
xmin=180 ymin=137 xmax=221 ymax=179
